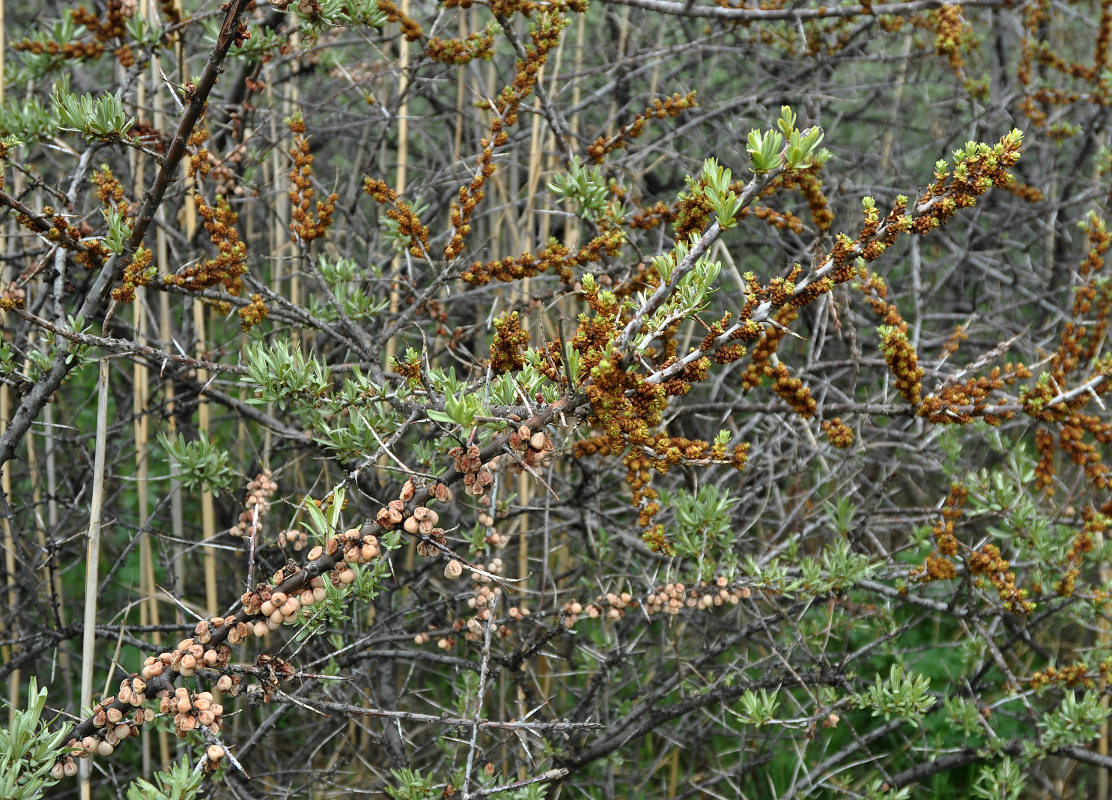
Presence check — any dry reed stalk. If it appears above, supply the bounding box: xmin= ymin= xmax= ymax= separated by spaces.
xmin=78 ymin=358 xmax=110 ymax=800
xmin=0 ymin=379 xmax=16 ymax=730
xmin=194 ymin=301 xmax=218 ymax=615
xmin=0 ymin=0 xmax=16 ymax=732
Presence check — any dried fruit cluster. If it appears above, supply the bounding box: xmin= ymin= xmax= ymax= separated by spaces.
xmin=230 ymin=471 xmax=278 ymax=539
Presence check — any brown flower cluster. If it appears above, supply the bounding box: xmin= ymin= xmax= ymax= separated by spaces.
xmin=490 ymin=311 xmax=529 ymax=372
xmin=379 ymin=0 xmax=423 ymax=40
xmin=967 ymin=543 xmax=1034 ymax=614
xmin=920 ymin=364 xmax=1030 ymax=425
xmin=0 ymin=281 xmax=26 ymax=310
xmin=1031 ymin=661 xmax=1109 ymax=691
xmin=911 ymin=483 xmax=965 ymax=582
xmin=928 ymin=4 xmax=971 ymax=82
xmin=1051 ymin=213 xmax=1110 ymax=383
xmin=769 ymin=362 xmax=817 ymax=419
xmin=163 ymin=194 xmax=247 ymax=295
xmin=586 ymin=91 xmax=697 ymax=163
xmin=1017 ymin=0 xmax=1111 ymax=128
xmin=363 ymin=178 xmax=431 ymax=259
xmin=70 ymin=1 xmax=135 ymax=66
xmin=25 ymin=206 xmax=110 ymax=272
xmin=425 ymin=26 xmax=495 ymax=63
xmin=444 ymin=13 xmax=567 ymax=260
xmin=764 ymin=166 xmax=833 ymax=233
xmin=858 ymin=266 xmax=924 ymax=407
xmin=822 ymin=417 xmax=854 ymax=448
xmin=289 ymin=123 xmax=338 ymax=244
xmin=12 ymin=35 xmax=103 ymax=61
xmin=238 ymin=293 xmax=269 ymax=331
xmin=461 ymin=225 xmax=623 ymax=284
xmin=1054 ymin=513 xmax=1105 ymax=597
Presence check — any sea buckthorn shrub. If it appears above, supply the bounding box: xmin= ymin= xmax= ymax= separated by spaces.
xmin=2 ymin=0 xmax=1112 ymax=799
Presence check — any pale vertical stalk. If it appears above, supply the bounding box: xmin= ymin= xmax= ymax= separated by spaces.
xmin=131 ymin=14 xmax=158 ymax=771
xmin=1099 ymin=536 xmax=1110 ymax=800
xmin=452 ymin=11 xmax=469 ymax=164
xmin=0 ymin=0 xmax=14 ymax=731
xmin=390 ymin=14 xmax=416 ymax=569
xmin=194 ymin=301 xmax=218 ymax=615
xmin=78 ymin=358 xmax=110 ymax=800
xmin=287 ymin=33 xmax=301 ymax=345
xmin=0 ymin=0 xmax=5 ymax=104
xmin=0 ymin=378 xmax=17 ymax=729
xmin=160 ymin=286 xmax=184 ymax=620
xmin=385 ymin=9 xmax=410 ymax=372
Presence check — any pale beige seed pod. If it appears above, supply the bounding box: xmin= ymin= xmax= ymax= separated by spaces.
xmin=253 ymin=620 xmax=270 ymax=638
xmin=178 ymin=715 xmax=197 ymax=732
xmin=216 ymin=675 xmax=233 ymax=693
xmin=96 ymin=741 xmax=114 ymax=757
xmin=308 ymin=545 xmax=324 ymax=561
xmin=260 ymin=600 xmax=276 ymax=618
xmin=63 ymin=758 xmax=78 ymax=777
xmin=50 ymin=762 xmax=65 ymax=780
xmin=444 ymin=559 xmax=463 ymax=579
xmin=207 ymin=744 xmax=225 ymax=762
